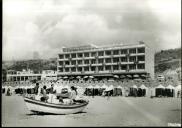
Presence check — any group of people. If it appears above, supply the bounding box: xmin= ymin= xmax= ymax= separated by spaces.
xmin=31 ymin=83 xmax=86 ymax=104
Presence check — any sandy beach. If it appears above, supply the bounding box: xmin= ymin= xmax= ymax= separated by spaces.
xmin=2 ymin=94 xmax=181 ymax=127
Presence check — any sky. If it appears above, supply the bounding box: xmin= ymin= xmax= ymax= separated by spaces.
xmin=3 ymin=0 xmax=181 ymax=61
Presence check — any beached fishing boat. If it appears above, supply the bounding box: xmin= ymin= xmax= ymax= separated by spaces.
xmin=24 ymin=97 xmax=89 ymax=114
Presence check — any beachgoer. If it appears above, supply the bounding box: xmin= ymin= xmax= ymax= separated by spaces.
xmin=177 ymin=91 xmax=180 ymax=98
xmin=69 ymin=86 xmax=87 ymax=103
xmin=34 ymin=83 xmax=39 ymax=95
xmin=49 ymin=84 xmax=56 ymax=94
xmin=6 ymin=88 xmax=11 ymax=96
xmin=69 ymin=86 xmax=77 ymax=100
xmin=41 ymin=86 xmax=49 ymax=102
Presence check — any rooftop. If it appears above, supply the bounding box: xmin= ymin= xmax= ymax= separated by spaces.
xmin=62 ymin=42 xmax=145 ymax=53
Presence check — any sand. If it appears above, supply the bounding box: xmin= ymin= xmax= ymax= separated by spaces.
xmin=2 ymin=94 xmax=181 ymax=127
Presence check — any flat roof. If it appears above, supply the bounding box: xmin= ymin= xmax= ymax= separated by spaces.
xmin=60 ymin=42 xmax=146 ymax=54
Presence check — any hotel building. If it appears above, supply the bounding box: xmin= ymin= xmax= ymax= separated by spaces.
xmin=57 ymin=42 xmax=154 ymax=79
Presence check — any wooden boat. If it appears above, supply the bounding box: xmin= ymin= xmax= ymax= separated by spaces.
xmin=24 ymin=97 xmax=89 ymax=115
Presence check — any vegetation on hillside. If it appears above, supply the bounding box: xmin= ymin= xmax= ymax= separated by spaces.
xmin=155 ymin=48 xmax=181 ymax=73
xmin=2 ymin=59 xmax=57 ymax=73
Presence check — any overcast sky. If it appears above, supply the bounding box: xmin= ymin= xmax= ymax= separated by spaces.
xmin=3 ymin=0 xmax=181 ymax=60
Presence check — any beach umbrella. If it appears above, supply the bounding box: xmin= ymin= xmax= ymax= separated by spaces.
xmin=84 ymin=76 xmax=88 ymax=79
xmin=127 ymin=75 xmax=132 ymax=78
xmin=114 ymin=75 xmax=119 ymax=78
xmin=133 ymin=74 xmax=139 ymax=78
xmin=69 ymin=76 xmax=74 ymax=79
xmin=76 ymin=76 xmax=81 ymax=79
xmin=141 ymin=74 xmax=146 ymax=77
xmin=89 ymin=76 xmax=94 ymax=79
xmin=63 ymin=76 xmax=68 ymax=79
xmin=120 ymin=75 xmax=125 ymax=78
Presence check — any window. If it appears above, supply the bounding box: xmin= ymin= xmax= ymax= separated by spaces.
xmin=91 ymin=66 xmax=96 ymax=71
xmin=13 ymin=77 xmax=16 ymax=81
xmin=71 ymin=67 xmax=76 ymax=72
xmin=59 ymin=55 xmax=64 ymax=59
xmin=71 ymin=54 xmax=76 ymax=58
xmin=138 ymin=56 xmax=145 ymax=61
xmin=105 ymin=51 xmax=111 ymax=55
xmin=129 ymin=56 xmax=136 ymax=62
xmin=113 ymin=58 xmax=119 ymax=63
xmin=21 ymin=76 xmax=24 ymax=81
xmin=138 ymin=47 xmax=145 ymax=53
xmin=84 ymin=60 xmax=89 ymax=64
xmin=98 ymin=59 xmax=104 ymax=64
xmin=78 ymin=67 xmax=82 ymax=72
xmin=105 ymin=65 xmax=111 ymax=70
xmin=113 ymin=65 xmax=119 ymax=70
xmin=98 ymin=51 xmax=104 ymax=56
xmin=129 ymin=48 xmax=136 ymax=54
xmin=98 ymin=66 xmax=103 ymax=71
xmin=91 ymin=59 xmax=96 ymax=64
xmin=121 ymin=65 xmax=127 ymax=70
xmin=113 ymin=50 xmax=119 ymax=55
xmin=65 ymin=61 xmax=70 ymax=65
xmin=106 ymin=58 xmax=111 ymax=63
xmin=78 ymin=60 xmax=82 ymax=65
xmin=91 ymin=52 xmax=96 ymax=57
xmin=84 ymin=53 xmax=89 ymax=57
xmin=71 ymin=60 xmax=76 ymax=65
xmin=25 ymin=76 xmax=28 ymax=80
xmin=65 ymin=54 xmax=70 ymax=58
xmin=121 ymin=49 xmax=127 ymax=54
xmin=59 ymin=68 xmax=63 ymax=72
xmin=121 ymin=57 xmax=127 ymax=62
xmin=38 ymin=76 xmax=41 ymax=80
xmin=65 ymin=68 xmax=69 ymax=72
xmin=84 ymin=67 xmax=89 ymax=71
xmin=129 ymin=64 xmax=136 ymax=70
xmin=77 ymin=53 xmax=83 ymax=58
xmin=59 ymin=61 xmax=63 ymax=65
xmin=138 ymin=64 xmax=145 ymax=69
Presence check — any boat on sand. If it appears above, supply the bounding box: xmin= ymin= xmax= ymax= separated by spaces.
xmin=24 ymin=97 xmax=89 ymax=115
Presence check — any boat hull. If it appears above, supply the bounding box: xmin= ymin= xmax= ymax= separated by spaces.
xmin=24 ymin=97 xmax=89 ymax=115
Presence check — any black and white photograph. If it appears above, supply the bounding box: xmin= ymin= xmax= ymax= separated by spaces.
xmin=2 ymin=0 xmax=181 ymax=127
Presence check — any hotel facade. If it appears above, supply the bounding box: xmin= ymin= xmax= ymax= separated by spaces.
xmin=57 ymin=42 xmax=154 ymax=79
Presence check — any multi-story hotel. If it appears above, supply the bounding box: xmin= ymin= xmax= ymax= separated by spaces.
xmin=57 ymin=42 xmax=154 ymax=79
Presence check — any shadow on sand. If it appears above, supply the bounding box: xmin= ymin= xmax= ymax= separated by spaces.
xmin=26 ymin=111 xmax=87 ymax=116
xmin=171 ymin=109 xmax=181 ymax=112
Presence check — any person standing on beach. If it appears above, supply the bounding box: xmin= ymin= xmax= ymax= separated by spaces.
xmin=41 ymin=86 xmax=49 ymax=102
xmin=34 ymin=83 xmax=39 ymax=95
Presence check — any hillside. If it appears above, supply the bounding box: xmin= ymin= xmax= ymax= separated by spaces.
xmin=155 ymin=48 xmax=181 ymax=73
xmin=2 ymin=58 xmax=57 ymax=73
